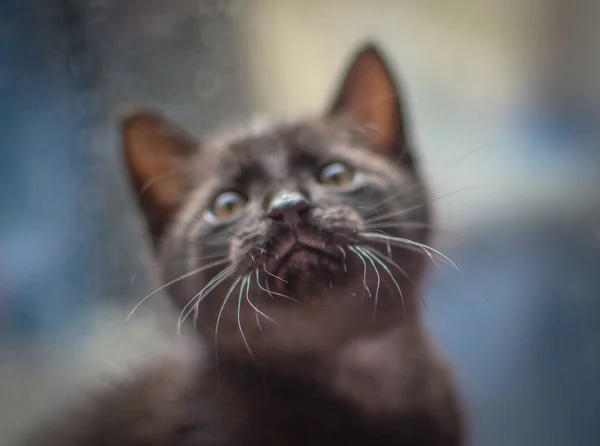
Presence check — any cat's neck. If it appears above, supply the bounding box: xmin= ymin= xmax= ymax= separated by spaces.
xmin=210 ymin=322 xmax=426 ymax=414
xmin=201 ymin=323 xmax=460 ymax=446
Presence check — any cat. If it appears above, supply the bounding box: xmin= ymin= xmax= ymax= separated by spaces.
xmin=21 ymin=43 xmax=465 ymax=446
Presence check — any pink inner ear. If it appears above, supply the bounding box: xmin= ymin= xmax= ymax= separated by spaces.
xmin=329 ymin=45 xmax=410 ymax=164
xmin=122 ymin=112 xmax=197 ymax=240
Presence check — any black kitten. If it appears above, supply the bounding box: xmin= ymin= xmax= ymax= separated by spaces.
xmin=22 ymin=44 xmax=465 ymax=446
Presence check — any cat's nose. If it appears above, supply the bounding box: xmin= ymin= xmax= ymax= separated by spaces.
xmin=268 ymin=190 xmax=312 ymax=225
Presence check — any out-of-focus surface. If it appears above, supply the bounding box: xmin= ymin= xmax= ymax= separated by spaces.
xmin=1 ymin=1 xmax=599 ymax=445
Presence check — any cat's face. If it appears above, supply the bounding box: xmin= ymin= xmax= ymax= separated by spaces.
xmin=122 ymin=45 xmax=431 ymax=361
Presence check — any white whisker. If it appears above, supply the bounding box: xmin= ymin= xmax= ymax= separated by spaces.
xmin=246 ymin=271 xmax=276 ymax=325
xmin=364 ymin=229 xmax=436 ymax=263
xmin=366 ymin=221 xmax=518 ymax=281
xmin=336 ymin=244 xmax=348 ymax=272
xmin=150 ymin=253 xmax=228 ymax=268
xmin=237 ymin=275 xmax=256 ymax=361
xmin=363 ymin=246 xmax=430 ymax=319
xmin=361 ymin=146 xmax=484 ymax=216
xmin=354 ymin=246 xmax=381 ymax=317
xmin=215 ymin=277 xmax=242 ymax=361
xmin=348 ymin=246 xmax=372 ymax=299
xmin=255 ymin=269 xmax=300 ymax=303
xmin=126 ymin=258 xmax=229 ymax=320
xmin=356 ymin=245 xmax=405 ymax=314
xmin=365 ymin=186 xmax=479 ymax=225
xmin=362 ymin=232 xmax=461 ymax=274
xmin=178 ymin=265 xmax=236 ymax=334
xmin=262 ymin=265 xmax=288 ymax=283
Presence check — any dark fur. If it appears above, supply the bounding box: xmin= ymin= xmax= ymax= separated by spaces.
xmin=21 ymin=44 xmax=465 ymax=446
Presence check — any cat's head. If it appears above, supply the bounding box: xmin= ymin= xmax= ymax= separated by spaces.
xmin=121 ymin=44 xmax=431 ymax=361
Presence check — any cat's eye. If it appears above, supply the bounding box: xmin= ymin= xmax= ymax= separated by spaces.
xmin=208 ymin=191 xmax=248 ymax=223
xmin=318 ymin=162 xmax=355 ymax=187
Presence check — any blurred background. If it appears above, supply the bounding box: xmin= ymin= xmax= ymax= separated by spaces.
xmin=1 ymin=0 xmax=599 ymax=445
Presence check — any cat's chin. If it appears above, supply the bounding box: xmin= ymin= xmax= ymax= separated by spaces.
xmin=278 ymin=249 xmax=345 ymax=285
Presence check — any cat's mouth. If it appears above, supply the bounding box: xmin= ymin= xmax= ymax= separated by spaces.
xmin=263 ymin=233 xmax=346 ymax=284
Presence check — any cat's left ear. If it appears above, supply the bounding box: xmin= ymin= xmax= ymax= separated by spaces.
xmin=329 ymin=43 xmax=414 ymax=169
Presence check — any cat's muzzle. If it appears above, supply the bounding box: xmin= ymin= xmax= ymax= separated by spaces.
xmin=260 ymin=228 xmax=346 ymax=286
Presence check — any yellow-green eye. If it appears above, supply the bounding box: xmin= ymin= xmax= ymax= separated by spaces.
xmin=210 ymin=191 xmax=247 ymax=222
xmin=318 ymin=162 xmax=355 ymax=187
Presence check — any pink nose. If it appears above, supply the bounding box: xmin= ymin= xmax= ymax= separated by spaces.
xmin=268 ymin=191 xmax=312 ymax=225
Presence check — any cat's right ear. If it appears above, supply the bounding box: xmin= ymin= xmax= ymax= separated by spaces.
xmin=121 ymin=112 xmax=198 ymax=242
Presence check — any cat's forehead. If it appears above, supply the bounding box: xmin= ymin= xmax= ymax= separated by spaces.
xmin=204 ymin=119 xmax=348 ymax=178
